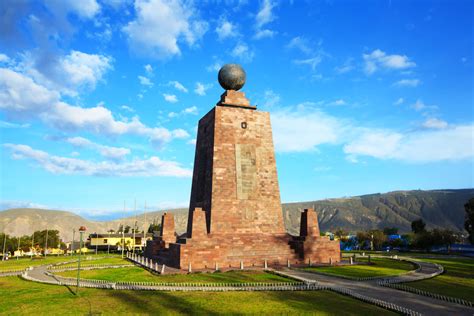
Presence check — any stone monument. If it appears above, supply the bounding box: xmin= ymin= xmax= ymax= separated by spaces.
xmin=145 ymin=64 xmax=340 ymax=269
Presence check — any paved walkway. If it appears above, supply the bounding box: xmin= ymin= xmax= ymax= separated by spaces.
xmin=280 ymin=260 xmax=473 ymax=316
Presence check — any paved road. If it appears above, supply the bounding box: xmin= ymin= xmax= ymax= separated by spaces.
xmin=280 ymin=260 xmax=473 ymax=316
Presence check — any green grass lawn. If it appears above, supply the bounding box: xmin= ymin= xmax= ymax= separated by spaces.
xmin=57 ymin=256 xmax=129 ymax=269
xmin=302 ymin=257 xmax=415 ymax=278
xmin=406 ymin=257 xmax=474 ymax=302
xmin=0 ymin=276 xmax=396 ymax=315
xmin=57 ymin=267 xmax=296 ymax=283
xmin=0 ymin=254 xmax=123 ymax=271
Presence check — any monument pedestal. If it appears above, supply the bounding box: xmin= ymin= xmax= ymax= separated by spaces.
xmin=146 ymin=81 xmax=340 ymax=270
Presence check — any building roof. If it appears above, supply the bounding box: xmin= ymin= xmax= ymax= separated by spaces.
xmin=88 ymin=233 xmax=153 ymax=238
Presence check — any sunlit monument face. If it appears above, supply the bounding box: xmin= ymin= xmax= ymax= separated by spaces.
xmin=145 ymin=63 xmax=341 ymax=270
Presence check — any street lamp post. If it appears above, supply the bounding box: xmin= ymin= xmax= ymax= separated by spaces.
xmin=72 ymin=229 xmax=75 ymax=257
xmin=31 ymin=232 xmax=34 ymax=259
xmin=17 ymin=236 xmax=20 ymax=260
xmin=76 ymin=226 xmax=87 ymax=294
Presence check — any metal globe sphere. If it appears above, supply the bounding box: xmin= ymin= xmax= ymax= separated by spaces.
xmin=218 ymin=64 xmax=246 ymax=91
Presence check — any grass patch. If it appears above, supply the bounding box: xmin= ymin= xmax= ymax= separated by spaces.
xmin=58 ymin=256 xmax=129 ymax=269
xmin=407 ymin=257 xmax=474 ymax=302
xmin=0 ymin=276 xmax=396 ymax=315
xmin=0 ymin=254 xmax=123 ymax=271
xmin=57 ymin=267 xmax=295 ymax=283
xmin=303 ymin=257 xmax=415 ymax=278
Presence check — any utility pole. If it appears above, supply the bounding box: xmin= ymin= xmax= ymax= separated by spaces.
xmin=95 ymin=233 xmax=98 ymax=255
xmin=31 ymin=232 xmax=34 ymax=259
xmin=44 ymin=229 xmax=48 ymax=257
xmin=107 ymin=230 xmax=111 ymax=256
xmin=132 ymin=199 xmax=136 ymax=255
xmin=76 ymin=226 xmax=87 ymax=294
xmin=121 ymin=200 xmax=125 ymax=258
xmin=143 ymin=200 xmax=147 ymax=252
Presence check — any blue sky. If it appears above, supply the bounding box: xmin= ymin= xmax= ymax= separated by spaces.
xmin=0 ymin=0 xmax=472 ymax=220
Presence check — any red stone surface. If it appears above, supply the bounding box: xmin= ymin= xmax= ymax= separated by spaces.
xmin=147 ymin=92 xmax=341 ymax=269
xmin=160 ymin=213 xmax=175 ymax=246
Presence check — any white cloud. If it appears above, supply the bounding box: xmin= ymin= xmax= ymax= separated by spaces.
xmin=0 ymin=53 xmax=10 ymax=63
xmin=123 ymin=0 xmax=208 ymax=59
xmin=254 ymin=29 xmax=275 ymax=39
xmin=138 ymin=75 xmax=153 ymax=87
xmin=0 ymin=200 xmax=48 ymax=211
xmin=254 ymin=0 xmax=276 ymax=39
xmin=262 ymin=90 xmax=280 ymax=108
xmin=183 ymin=106 xmax=198 ymax=115
xmin=120 ymin=105 xmax=135 ymax=112
xmin=231 ymin=42 xmax=254 ymax=62
xmin=66 ymin=136 xmax=131 ymax=160
xmin=44 ymin=0 xmax=101 ymax=20
xmin=172 ymin=129 xmax=189 ymax=138
xmin=422 ymin=118 xmax=448 ymax=129
xmin=194 ymin=82 xmax=212 ymax=96
xmin=168 ymin=106 xmax=198 ymax=118
xmin=0 ymin=68 xmax=60 ymax=117
xmin=314 ymin=166 xmax=332 ymax=172
xmin=4 ymin=143 xmax=192 ymax=177
xmin=328 ymin=99 xmax=346 ymax=106
xmin=23 ymin=50 xmax=113 ymax=96
xmin=144 ymin=64 xmax=153 ymax=75
xmin=271 ymin=108 xmax=344 ymax=152
xmin=293 ymin=56 xmax=322 ymax=71
xmin=393 ymin=79 xmax=420 ymax=87
xmin=394 ymin=98 xmax=404 ymax=105
xmin=270 ymin=101 xmax=472 ymax=163
xmin=163 ymin=93 xmax=178 ymax=103
xmin=287 ymin=36 xmax=312 ymax=55
xmin=0 ymin=121 xmax=30 ymax=129
xmin=169 ymin=80 xmax=188 ymax=93
xmin=0 ymin=68 xmax=188 ymax=148
xmin=343 ymin=125 xmax=474 ymax=162
xmin=344 ymin=129 xmax=403 ymax=160
xmin=216 ymin=18 xmax=238 ymax=40
xmin=411 ymin=99 xmax=438 ymax=112
xmin=187 ymin=139 xmax=196 ymax=145
xmin=58 ymin=50 xmax=112 ymax=93
xmin=206 ymin=60 xmax=222 ymax=72
xmin=363 ymin=49 xmax=416 ymax=75
xmin=335 ymin=58 xmax=355 ymax=74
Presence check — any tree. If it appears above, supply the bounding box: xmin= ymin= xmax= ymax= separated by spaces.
xmin=334 ymin=228 xmax=348 ymax=241
xmin=411 ymin=219 xmax=426 ymax=234
xmin=465 ymin=198 xmax=474 ymax=244
xmin=356 ymin=231 xmax=369 ymax=249
xmin=368 ymin=230 xmax=387 ymax=250
xmin=148 ymin=223 xmax=161 ymax=233
xmin=383 ymin=227 xmax=399 ymax=235
xmin=124 ymin=225 xmax=131 ymax=233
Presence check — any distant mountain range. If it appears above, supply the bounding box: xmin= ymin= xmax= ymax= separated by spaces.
xmin=1 ymin=189 xmax=472 ymax=241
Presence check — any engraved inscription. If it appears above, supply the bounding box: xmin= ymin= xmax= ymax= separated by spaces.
xmin=235 ymin=144 xmax=258 ymax=200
